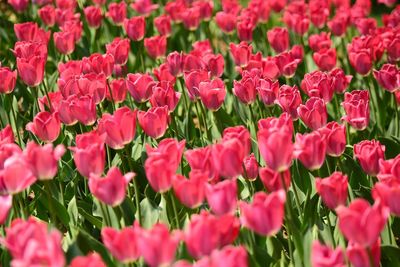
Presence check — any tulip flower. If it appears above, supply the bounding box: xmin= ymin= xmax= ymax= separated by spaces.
xmin=346 ymin=239 xmax=381 ymax=267
xmin=301 ymin=70 xmax=334 ymax=102
xmin=184 ymin=69 xmax=209 ymax=100
xmin=106 ymin=2 xmax=127 ymax=25
xmin=173 ymin=172 xmax=207 ymax=209
xmin=318 ymin=122 xmax=347 ymax=157
xmin=294 ymin=131 xmax=327 ymax=171
xmin=298 ymin=97 xmax=328 ymax=130
xmin=259 ymin=167 xmax=291 ymax=192
xmin=277 ymin=85 xmax=302 ymax=119
xmin=70 ymin=253 xmax=106 ymax=267
xmin=144 ymin=35 xmax=167 ymax=59
xmin=257 ymin=78 xmax=279 ymax=106
xmin=373 ymin=178 xmax=400 ymax=216
xmin=185 ymin=146 xmax=218 ymax=181
xmin=0 ymin=125 xmax=14 ymax=145
xmin=137 ymin=106 xmax=169 ymax=139
xmin=330 ymin=68 xmax=352 ymax=94
xmin=243 ymin=154 xmax=258 ymax=180
xmin=205 ymin=178 xmax=237 ymax=215
xmin=373 ymin=64 xmax=400 ymax=92
xmin=0 ymin=195 xmax=12 ymax=225
xmin=101 ymin=226 xmax=139 ymax=263
xmin=311 ymin=241 xmax=345 ymax=267
xmin=146 ymin=138 xmax=185 ymax=171
xmin=150 ymin=81 xmax=181 ymax=111
xmin=229 ymin=42 xmax=252 ymax=68
xmin=215 ymin=12 xmax=236 ymax=34
xmin=26 ymin=111 xmax=60 ymax=143
xmin=316 ymin=172 xmax=348 ymax=210
xmin=124 ymin=16 xmax=146 ymax=41
xmin=353 ymin=139 xmax=385 ymax=176
xmin=126 ymin=73 xmax=156 ymax=103
xmin=154 ymin=15 xmax=172 ymax=36
xmin=342 ymin=90 xmax=370 ymax=130
xmin=267 ymin=27 xmax=289 ymax=53
xmin=0 ymin=67 xmax=17 ymax=94
xmin=106 ymin=78 xmax=127 ymax=103
xmin=199 ymin=78 xmax=226 ymax=111
xmin=144 ymin=153 xmax=175 ymax=193
xmin=53 ymin=31 xmax=75 ymax=55
xmin=106 ymin=38 xmax=130 ymax=65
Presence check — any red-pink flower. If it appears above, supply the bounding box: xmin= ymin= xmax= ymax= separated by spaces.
xmin=316 ymin=172 xmax=348 ymax=210
xmin=342 ymin=90 xmax=370 ymax=130
xmin=167 ymin=51 xmax=184 ymax=77
xmin=277 ymin=85 xmax=302 ymax=119
xmin=144 ymin=153 xmax=175 ymax=193
xmin=313 ymin=48 xmax=337 ymax=72
xmin=89 ymin=167 xmax=134 ymax=206
xmin=154 ymin=15 xmax=172 ymax=36
xmin=212 ymin=138 xmax=246 ymax=179
xmin=347 ymin=239 xmax=381 ymax=267
xmin=3 ymin=217 xmax=65 ymax=267
xmin=0 ymin=155 xmax=36 ymax=195
xmin=124 ymin=16 xmax=145 ymax=41
xmin=107 ymin=78 xmax=127 ymax=103
xmin=0 ymin=125 xmax=14 ymax=145
xmin=318 ymin=122 xmax=347 ymax=157
xmin=173 ymin=172 xmax=206 ymax=209
xmin=259 ymin=166 xmax=291 ymax=192
xmin=84 ymin=6 xmax=102 ymax=28
xmin=330 ymin=68 xmax=352 ymax=94
xmin=184 ymin=69 xmax=209 ymax=100
xmin=69 ymin=131 xmax=106 ymax=177
xmin=136 ymin=223 xmax=181 ymax=267
xmin=199 ymin=78 xmax=226 ymax=111
xmin=229 ymin=42 xmax=252 ymax=67
xmin=267 ymin=27 xmax=289 ymax=53
xmin=373 ymin=178 xmax=400 ymax=216
xmin=8 ymin=0 xmax=28 ymax=12
xmin=130 ymin=0 xmax=158 ymax=16
xmin=184 ymin=211 xmax=239 ymax=259
xmin=106 ymin=2 xmax=127 ymax=25
xmin=137 ymin=106 xmax=169 ymax=139
xmin=301 ymin=70 xmax=334 ymax=102
xmin=206 ymin=178 xmax=237 ymax=215
xmin=373 ymin=64 xmax=400 ymax=92
xmin=308 ymin=32 xmax=332 ymax=52
xmin=69 ymin=95 xmax=97 ymax=126
xmin=209 ymin=246 xmax=249 ymax=267
xmin=26 ymin=111 xmax=60 ymax=143
xmin=146 ymin=138 xmax=185 ymax=171
xmin=275 ymin=51 xmax=301 ymax=78
xmin=53 ymin=31 xmax=75 ymax=55
xmin=294 ymin=131 xmax=327 ymax=171
xmin=0 ymin=67 xmax=17 ymax=94
xmin=97 ymin=107 xmax=137 ymax=150
xmin=257 ymin=78 xmax=279 ymax=106
xmin=70 ymin=253 xmax=106 ymax=267
xmin=150 ymin=81 xmax=181 ymax=111
xmin=24 ymin=142 xmax=65 ymax=180
xmin=243 ymin=154 xmax=258 ymax=180
xmin=298 ymin=97 xmax=327 ymax=130
xmin=126 ymin=73 xmax=156 ymax=103
xmin=144 ymin=35 xmax=167 ymax=59
xmin=233 ymin=75 xmax=258 ymax=105
xmin=185 ymin=146 xmax=217 ymax=181
xmin=101 ymin=226 xmax=139 ymax=263
xmin=240 ymin=190 xmax=286 ymax=236
xmin=16 ymin=54 xmax=46 ymax=87
xmin=215 ymin=12 xmax=236 ymax=34
xmin=204 ymin=54 xmax=224 ymax=78
xmin=336 ymin=198 xmax=389 ymax=246
xmin=38 ymin=5 xmax=56 ymax=26
xmin=106 ymin=38 xmax=130 ymax=65
xmin=311 ymin=241 xmax=345 ymax=267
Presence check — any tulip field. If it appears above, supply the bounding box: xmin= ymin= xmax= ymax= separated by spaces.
xmin=1 ymin=0 xmax=400 ymax=266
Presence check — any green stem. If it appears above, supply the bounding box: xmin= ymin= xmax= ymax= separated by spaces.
xmin=44 ymin=181 xmax=57 ymax=226
xmin=326 ymin=211 xmax=336 ymax=247
xmin=169 ymin=191 xmax=180 ymax=229
xmin=6 ymin=94 xmax=23 ymax=147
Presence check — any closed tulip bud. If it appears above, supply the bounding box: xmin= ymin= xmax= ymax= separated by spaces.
xmin=182 ymin=7 xmax=201 ymax=31
xmin=336 ymin=198 xmax=389 ymax=246
xmin=107 ymin=78 xmax=127 ymax=103
xmin=0 ymin=125 xmax=14 ymax=145
xmin=144 ymin=35 xmax=167 ymax=59
xmin=166 ymin=51 xmax=184 ymax=77
xmin=240 ymin=190 xmax=286 ymax=236
xmin=318 ymin=122 xmax=347 ymax=157
xmin=301 ymin=70 xmax=334 ymax=102
xmin=153 ymin=63 xmax=176 ymax=84
xmin=53 ymin=31 xmax=75 ymax=55
xmin=97 ymin=107 xmax=137 ymax=150
xmin=267 ymin=27 xmax=289 ymax=53
xmin=84 ymin=6 xmax=102 ymax=28
xmin=0 ymin=195 xmax=12 ymax=225
xmin=8 ymin=0 xmax=29 ymax=12
xmin=0 ymin=155 xmax=36 ymax=195
xmin=277 ymin=85 xmax=302 ymax=119
xmin=69 ymin=131 xmax=106 ymax=178
xmin=144 ymin=153 xmax=175 ymax=193
xmin=154 ymin=15 xmax=172 ymax=36
xmin=106 ymin=2 xmax=126 ymax=25
xmin=223 ymin=125 xmax=251 ymax=156
xmin=311 ymin=241 xmax=345 ymax=267
xmin=38 ymin=5 xmax=56 ymax=26
xmin=206 ymin=178 xmax=237 ymax=215
xmin=173 ymin=172 xmax=207 ymax=209
xmin=16 ymin=55 xmax=46 ymax=87
xmin=308 ymin=32 xmax=332 ymax=52
xmin=348 ymin=51 xmax=372 ymax=76
xmin=342 ymin=90 xmax=370 ymax=130
xmin=243 ymin=154 xmax=258 ymax=180
xmin=138 ymin=106 xmax=169 ymax=139
xmin=373 ymin=64 xmax=400 ymax=92
xmin=0 ymin=67 xmax=17 ymax=94
xmin=146 ymin=138 xmax=185 ymax=171
xmin=130 ymin=0 xmax=158 ymax=16
xmin=89 ymin=167 xmax=134 ymax=206
xmin=377 ymin=154 xmax=400 ymax=181
xmin=233 ymin=77 xmax=258 ymax=105
xmin=136 ymin=223 xmax=181 ymax=267
xmin=258 ymin=111 xmax=294 ymax=132
xmin=354 ymin=139 xmax=385 ymax=176
xmin=257 ymin=126 xmax=293 ymax=172
xmin=26 ymin=111 xmax=60 ymax=143
xmin=298 ymin=97 xmax=327 ymax=130
xmin=210 ymin=246 xmax=249 ymax=267
xmin=212 ymin=138 xmax=245 ymax=179
xmin=106 ymin=38 xmax=130 ymax=65
xmin=124 ymin=16 xmax=145 ymax=41
xmin=70 ymin=253 xmax=106 ymax=267
xmin=184 ymin=211 xmax=239 ymax=259
xmin=294 ymin=131 xmax=327 ymax=171
xmin=330 ymin=68 xmax=352 ymax=94
xmin=347 ymin=239 xmax=381 ymax=267
xmin=259 ymin=167 xmax=291 ymax=192
xmin=237 ymin=18 xmax=255 ymax=42
xmin=24 ymin=142 xmax=65 ymax=180
xmin=101 ymin=226 xmax=139 ymax=263
xmin=229 ymin=42 xmax=252 ymax=68
xmin=69 ymin=95 xmax=97 ymax=126
xmin=150 ymin=81 xmax=181 ymax=111
xmin=313 ymin=48 xmax=337 ymax=72
xmin=184 ymin=69 xmax=209 ymax=101
xmin=185 ymin=146 xmax=218 ymax=181
xmin=316 ymin=172 xmax=348 ymax=210
xmin=3 ymin=217 xmax=65 ymax=267
xmin=257 ymin=78 xmax=279 ymax=106
xmin=204 ymin=54 xmax=224 ymax=78
xmin=199 ymin=78 xmax=226 ymax=111
xmin=126 ymin=73 xmax=156 ymax=103
xmin=373 ymin=178 xmax=400 ymax=216
xmin=215 ymin=12 xmax=236 ymax=34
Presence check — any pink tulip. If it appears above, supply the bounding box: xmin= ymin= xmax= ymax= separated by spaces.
xmin=106 ymin=2 xmax=127 ymax=25
xmin=308 ymin=32 xmax=332 ymax=52
xmin=267 ymin=27 xmax=289 ymax=53
xmin=0 ymin=195 xmax=12 ymax=225
xmin=184 ymin=69 xmax=209 ymax=101
xmin=229 ymin=42 xmax=252 ymax=67
xmin=106 ymin=78 xmax=127 ymax=103
xmin=342 ymin=90 xmax=370 ymax=130
xmin=0 ymin=125 xmax=14 ymax=146
xmin=311 ymin=241 xmax=345 ymax=267
xmin=137 ymin=106 xmax=169 ymax=139
xmin=233 ymin=76 xmax=258 ymax=105
xmin=301 ymin=70 xmax=334 ymax=102
xmin=240 ymin=190 xmax=286 ymax=236
xmin=144 ymin=153 xmax=175 ymax=193
xmin=373 ymin=64 xmax=400 ymax=92
xmin=70 ymin=253 xmax=106 ymax=267
xmin=106 ymin=38 xmax=130 ymax=65
xmin=199 ymin=78 xmax=226 ymax=111
xmin=316 ymin=172 xmax=348 ymax=210
xmin=54 ymin=31 xmax=75 ymax=55
xmin=185 ymin=146 xmax=218 ymax=181
xmin=144 ymin=35 xmax=167 ymax=59
xmin=259 ymin=167 xmax=291 ymax=192
xmin=313 ymin=48 xmax=337 ymax=72
xmin=101 ymin=226 xmax=139 ymax=263
xmin=0 ymin=67 xmax=17 ymax=94
xmin=16 ymin=55 xmax=46 ymax=87
xmin=243 ymin=154 xmax=258 ymax=180
xmin=209 ymin=245 xmax=249 ymax=267
xmin=373 ymin=178 xmax=400 ymax=216
xmin=318 ymin=122 xmax=347 ymax=157
xmin=84 ymin=6 xmax=102 ymax=28
xmin=257 ymin=78 xmax=279 ymax=106
xmin=277 ymin=85 xmax=302 ymax=119
xmin=354 ymin=139 xmax=385 ymax=176
xmin=212 ymin=138 xmax=245 ymax=179
xmin=69 ymin=95 xmax=97 ymax=126
xmin=298 ymin=97 xmax=328 ymax=130
xmin=146 ymin=138 xmax=185 ymax=171
xmin=130 ymin=0 xmax=158 ymax=16
xmin=166 ymin=51 xmax=184 ymax=77
xmin=294 ymin=131 xmax=327 ymax=171
xmin=26 ymin=111 xmax=60 ymax=143
xmin=126 ymin=73 xmax=156 ymax=103
xmin=336 ymin=199 xmax=389 ymax=246
xmin=173 ymin=172 xmax=207 ymax=209
xmin=154 ymin=15 xmax=172 ymax=36
xmin=347 ymin=239 xmax=381 ymax=267
xmin=330 ymin=68 xmax=352 ymax=94
xmin=275 ymin=51 xmax=301 ymax=78
xmin=124 ymin=16 xmax=145 ymax=41
xmin=150 ymin=81 xmax=181 ymax=111
xmin=206 ymin=178 xmax=237 ymax=215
